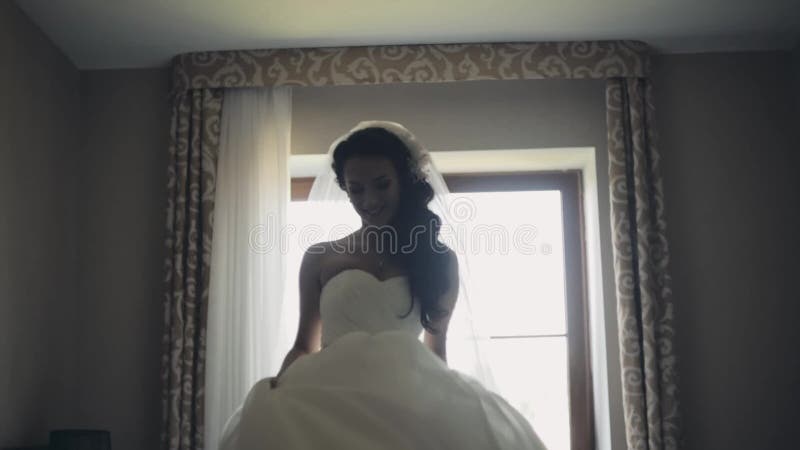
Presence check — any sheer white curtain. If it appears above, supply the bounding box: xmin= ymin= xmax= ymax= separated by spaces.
xmin=204 ymin=87 xmax=293 ymax=450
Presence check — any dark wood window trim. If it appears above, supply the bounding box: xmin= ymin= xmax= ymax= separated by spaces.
xmin=291 ymin=170 xmax=595 ymax=450
xmin=291 ymin=177 xmax=315 ymax=201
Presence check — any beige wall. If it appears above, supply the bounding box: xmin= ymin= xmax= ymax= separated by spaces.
xmin=77 ymin=68 xmax=169 ymax=450
xmin=0 ymin=2 xmax=81 ymax=446
xmin=0 ymin=4 xmax=168 ymax=448
xmin=794 ymin=42 xmax=800 ymax=112
xmin=291 ymin=79 xmax=608 ymax=153
xmin=653 ymin=52 xmax=800 ymax=450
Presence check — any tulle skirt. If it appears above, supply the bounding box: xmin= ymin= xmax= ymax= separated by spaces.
xmin=220 ymin=330 xmax=547 ymax=450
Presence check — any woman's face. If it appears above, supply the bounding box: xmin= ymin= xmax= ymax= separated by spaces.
xmin=343 ymin=155 xmax=401 ymax=227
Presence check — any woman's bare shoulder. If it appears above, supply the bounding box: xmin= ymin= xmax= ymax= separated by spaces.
xmin=302 ymin=233 xmax=358 ymax=266
xmin=441 ymin=246 xmax=460 ymax=301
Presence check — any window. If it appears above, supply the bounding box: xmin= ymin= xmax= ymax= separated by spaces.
xmin=444 ymin=172 xmax=594 ymax=450
xmin=288 ymin=168 xmax=594 ymax=450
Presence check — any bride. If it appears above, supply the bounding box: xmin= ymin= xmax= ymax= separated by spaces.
xmin=220 ymin=122 xmax=547 ymax=450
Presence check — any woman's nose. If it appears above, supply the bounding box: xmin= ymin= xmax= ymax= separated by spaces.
xmin=362 ymin=191 xmax=381 ymax=209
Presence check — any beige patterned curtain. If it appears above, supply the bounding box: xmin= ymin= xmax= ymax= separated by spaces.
xmin=169 ymin=42 xmax=649 ymax=92
xmin=606 ymin=77 xmax=680 ymax=449
xmin=160 ymin=41 xmax=681 ymax=450
xmin=160 ymin=88 xmax=223 ymax=450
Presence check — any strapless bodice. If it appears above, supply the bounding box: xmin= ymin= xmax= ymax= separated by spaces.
xmin=320 ymin=269 xmax=423 ymax=346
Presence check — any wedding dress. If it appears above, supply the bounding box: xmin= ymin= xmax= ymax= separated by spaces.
xmin=219 ymin=268 xmax=547 ymax=450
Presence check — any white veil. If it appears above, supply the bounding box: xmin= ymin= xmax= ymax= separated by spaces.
xmin=306 ymin=120 xmax=497 ymax=390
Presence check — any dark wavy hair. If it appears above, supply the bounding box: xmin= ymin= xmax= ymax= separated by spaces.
xmin=332 ymin=127 xmax=451 ymax=333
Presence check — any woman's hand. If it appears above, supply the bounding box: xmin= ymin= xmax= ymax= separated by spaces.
xmin=270 ymin=246 xmax=324 ymax=391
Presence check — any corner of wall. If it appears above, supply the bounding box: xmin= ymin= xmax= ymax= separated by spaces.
xmin=793 ymin=40 xmax=800 ymax=113
xmin=0 ymin=1 xmax=83 ymax=446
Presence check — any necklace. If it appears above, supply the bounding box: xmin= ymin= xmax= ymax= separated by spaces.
xmin=355 ymin=229 xmax=387 ymax=275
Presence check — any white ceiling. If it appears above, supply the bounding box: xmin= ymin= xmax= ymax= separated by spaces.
xmin=14 ymin=0 xmax=800 ymax=69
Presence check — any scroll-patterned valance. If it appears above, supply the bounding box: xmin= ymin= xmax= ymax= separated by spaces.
xmin=170 ymin=40 xmax=650 ymax=94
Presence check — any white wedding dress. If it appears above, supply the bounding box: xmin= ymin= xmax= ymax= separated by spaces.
xmin=220 ymin=268 xmax=547 ymax=450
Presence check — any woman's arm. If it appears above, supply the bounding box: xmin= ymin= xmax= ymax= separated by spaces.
xmin=424 ymin=249 xmax=459 ymax=363
xmin=272 ymin=244 xmax=324 ymax=387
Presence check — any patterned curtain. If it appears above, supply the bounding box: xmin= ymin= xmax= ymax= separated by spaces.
xmin=160 ymin=88 xmax=224 ymax=450
xmin=606 ymin=77 xmax=680 ymax=450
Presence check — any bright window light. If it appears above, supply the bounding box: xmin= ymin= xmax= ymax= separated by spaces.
xmin=453 ymin=190 xmax=569 ymax=450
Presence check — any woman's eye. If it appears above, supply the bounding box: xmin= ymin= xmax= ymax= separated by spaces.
xmin=349 ymin=188 xmax=364 ymax=195
xmin=376 ymin=181 xmax=390 ymax=190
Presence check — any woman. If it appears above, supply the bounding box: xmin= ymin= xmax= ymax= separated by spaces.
xmin=220 ymin=122 xmax=547 ymax=450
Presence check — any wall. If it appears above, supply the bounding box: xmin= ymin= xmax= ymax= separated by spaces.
xmin=292 ymin=78 xmax=627 ymax=450
xmin=0 ymin=1 xmax=81 ymax=446
xmin=653 ymin=52 xmax=800 ymax=450
xmin=77 ymin=68 xmax=169 ymax=450
xmin=794 ymin=42 xmax=800 ymax=112
xmin=0 ymin=5 xmax=168 ymax=448
xmin=292 ymin=79 xmax=606 ymax=154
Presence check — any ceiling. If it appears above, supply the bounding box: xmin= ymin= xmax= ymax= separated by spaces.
xmin=14 ymin=0 xmax=800 ymax=70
